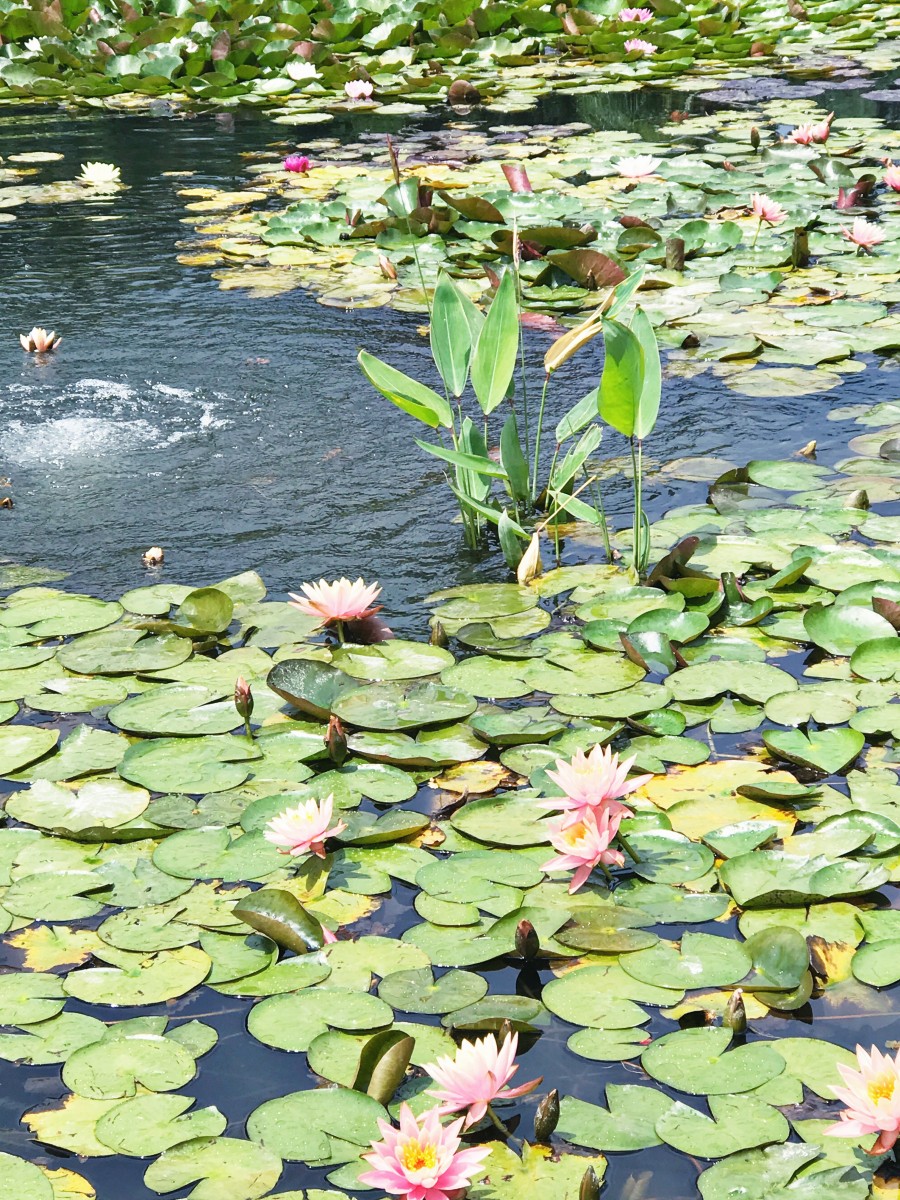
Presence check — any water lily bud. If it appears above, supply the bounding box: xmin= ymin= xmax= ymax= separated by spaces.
xmin=724 ymin=988 xmax=747 ymax=1033
xmin=234 ymin=676 xmax=254 ymax=723
xmin=750 ymin=125 xmax=760 ymax=150
xmin=796 ymin=440 xmax=817 ymax=458
xmin=378 ymin=254 xmax=397 ymax=280
xmin=665 ymin=236 xmax=685 ymax=272
xmin=844 ymin=488 xmax=869 ymax=511
xmin=580 ymin=1166 xmax=601 ymax=1200
xmin=516 ymin=532 xmax=543 ymax=586
xmin=325 ymin=714 xmax=348 ymax=766
xmin=533 ymin=1089 xmax=560 ymax=1142
xmin=791 ymin=228 xmax=810 ymax=269
xmin=515 ymin=918 xmax=540 ymax=960
xmin=142 ymin=546 xmax=164 ymax=566
xmin=429 ymin=621 xmax=449 ymax=648
xmin=498 ymin=1019 xmax=515 ymax=1045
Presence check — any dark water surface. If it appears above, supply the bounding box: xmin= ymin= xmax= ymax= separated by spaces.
xmin=0 ymin=79 xmax=899 ymax=1200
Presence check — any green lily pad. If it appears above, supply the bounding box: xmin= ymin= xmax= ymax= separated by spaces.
xmin=119 ymin=736 xmax=259 ymax=794
xmin=144 ymin=1136 xmax=283 ymax=1200
xmin=62 ymin=1031 xmax=197 ymax=1100
xmin=656 ymin=1094 xmax=789 ymax=1158
xmin=697 ymin=1143 xmax=869 ymax=1200
xmin=63 ymin=946 xmax=211 ymax=1006
xmin=377 ymin=967 xmax=488 ymax=1014
xmin=0 ymin=971 xmax=66 ymax=1023
xmin=334 ymin=679 xmax=476 ymax=730
xmin=246 ymin=1087 xmax=386 ymax=1164
xmin=247 ymin=988 xmax=393 ymax=1052
xmin=558 ymin=1086 xmax=673 ymax=1151
xmin=763 ymin=728 xmax=864 ymax=774
xmin=58 ymin=629 xmax=193 ymax=675
xmin=643 ymin=1027 xmax=785 ymax=1095
xmin=0 ymin=1153 xmax=53 ymax=1200
xmin=95 ymin=1094 xmax=227 ymax=1157
xmin=621 ymin=932 xmax=751 ymax=989
xmin=0 ymin=725 xmax=58 ymax=774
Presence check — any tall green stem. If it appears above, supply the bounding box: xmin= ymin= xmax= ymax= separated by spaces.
xmin=531 ymin=372 xmax=551 ymax=503
xmin=630 ymin=437 xmax=645 ymax=576
xmin=512 ymin=223 xmax=530 ymax=465
xmin=589 ymin=474 xmax=613 ymax=565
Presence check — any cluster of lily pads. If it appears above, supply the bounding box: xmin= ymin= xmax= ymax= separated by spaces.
xmin=174 ymin=102 xmax=900 ymax=392
xmin=0 ymin=0 xmax=897 ymax=109
xmin=2 ymin=386 xmax=900 ymax=1198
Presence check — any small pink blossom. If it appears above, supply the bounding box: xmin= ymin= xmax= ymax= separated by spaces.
xmin=616 ymin=153 xmax=661 ymax=178
xmin=825 ymin=1044 xmax=900 ymax=1155
xmin=264 ymin=794 xmax=346 ymax=858
xmin=884 ymin=164 xmax=900 ymax=192
xmin=360 ymin=1104 xmax=490 ymax=1200
xmin=345 ymin=79 xmax=374 ymax=101
xmin=542 ymin=744 xmax=651 ymax=827
xmin=284 ymin=154 xmax=310 ymax=173
xmin=619 ymin=6 xmax=653 ymax=19
xmin=541 ymin=807 xmax=625 ymax=893
xmin=424 ymin=1032 xmax=542 ymax=1129
xmin=789 ymin=112 xmax=833 ymax=144
xmin=841 ymin=217 xmax=885 ymax=252
xmin=624 ymin=37 xmax=656 ymax=53
xmin=751 ymin=192 xmax=787 ymax=225
xmin=289 ymin=576 xmax=382 ymax=625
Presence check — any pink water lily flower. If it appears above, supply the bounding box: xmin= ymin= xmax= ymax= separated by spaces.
xmin=616 ymin=153 xmax=661 ymax=178
xmin=842 ymin=217 xmax=885 ymax=252
xmin=619 ymin=6 xmax=653 ymax=19
xmin=345 ymin=79 xmax=374 ymax=101
xmin=19 ymin=326 xmax=61 ymax=353
xmin=825 ymin=1044 xmax=900 ymax=1155
xmin=624 ymin=37 xmax=656 ymax=53
xmin=424 ymin=1032 xmax=542 ymax=1129
xmin=264 ymin=794 xmax=346 ymax=858
xmin=284 ymin=154 xmax=310 ymax=173
xmin=883 ymin=164 xmax=900 ymax=192
xmin=789 ymin=112 xmax=833 ymax=144
xmin=542 ymin=744 xmax=652 ymax=826
xmin=289 ymin=577 xmax=382 ymax=625
xmin=542 ymin=806 xmax=625 ymax=893
xmin=360 ymin=1104 xmax=490 ymax=1200
xmin=751 ymin=192 xmax=787 ymax=225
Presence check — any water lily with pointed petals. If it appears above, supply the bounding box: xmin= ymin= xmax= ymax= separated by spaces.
xmin=345 ymin=80 xmax=374 ymax=101
xmin=789 ymin=112 xmax=833 ymax=144
xmin=78 ymin=161 xmax=122 ymax=188
xmin=284 ymin=154 xmax=310 ymax=173
xmin=264 ymin=794 xmax=346 ymax=858
xmin=624 ymin=37 xmax=656 ymax=53
xmin=616 ymin=154 xmax=661 ymax=178
xmin=360 ymin=1104 xmax=490 ymax=1200
xmin=883 ymin=164 xmax=900 ymax=192
xmin=289 ymin=577 xmax=382 ymax=627
xmin=425 ymin=1032 xmax=541 ymax=1129
xmin=751 ymin=193 xmax=787 ymax=225
xmin=842 ymin=217 xmax=885 ymax=252
xmin=286 ymin=60 xmax=317 ymax=81
xmin=542 ymin=807 xmax=625 ymax=893
xmin=19 ymin=327 xmax=61 ymax=353
xmin=542 ymin=744 xmax=651 ymax=826
xmin=619 ymin=6 xmax=653 ymax=18
xmin=825 ymin=1045 xmax=900 ymax=1155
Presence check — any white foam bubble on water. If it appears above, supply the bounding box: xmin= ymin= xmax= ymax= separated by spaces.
xmin=1 ymin=416 xmax=160 ymax=466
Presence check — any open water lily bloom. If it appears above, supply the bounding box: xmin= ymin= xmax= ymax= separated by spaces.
xmin=825 ymin=1045 xmax=900 ymax=1155
xmin=425 ymin=1032 xmax=542 ymax=1128
xmin=616 ymin=154 xmax=662 ymax=178
xmin=78 ymin=161 xmax=122 ymax=188
xmin=542 ymin=744 xmax=651 ymax=825
xmin=542 ymin=807 xmax=625 ymax=893
xmin=19 ymin=326 xmax=61 ymax=353
xmin=619 ymin=6 xmax=653 ymax=19
xmin=751 ymin=192 xmax=787 ymax=225
xmin=264 ymin=794 xmax=346 ymax=858
xmin=284 ymin=154 xmax=310 ymax=173
xmin=789 ymin=113 xmax=833 ymax=144
xmin=345 ymin=79 xmax=374 ymax=101
xmin=842 ymin=217 xmax=885 ymax=252
xmin=289 ymin=576 xmax=382 ymax=625
xmin=624 ymin=37 xmax=656 ymax=53
xmin=885 ymin=164 xmax=900 ymax=192
xmin=360 ymin=1104 xmax=490 ymax=1200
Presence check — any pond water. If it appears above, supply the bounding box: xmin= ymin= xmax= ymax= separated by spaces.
xmin=1 ymin=72 xmax=900 ymax=1200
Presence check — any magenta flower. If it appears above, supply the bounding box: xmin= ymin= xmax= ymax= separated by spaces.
xmin=751 ymin=192 xmax=787 ymax=225
xmin=541 ymin=807 xmax=626 ymax=893
xmin=345 ymin=79 xmax=374 ymax=101
xmin=841 ymin=217 xmax=885 ymax=253
xmin=264 ymin=795 xmax=346 ymax=859
xmin=424 ymin=1032 xmax=542 ymax=1129
xmin=542 ymin=744 xmax=651 ymax=827
xmin=825 ymin=1045 xmax=900 ymax=1155
xmin=624 ymin=37 xmax=656 ymax=53
xmin=619 ymin=6 xmax=653 ymax=18
xmin=289 ymin=577 xmax=382 ymax=626
xmin=284 ymin=154 xmax=310 ymax=173
xmin=360 ymin=1104 xmax=490 ymax=1200
xmin=883 ymin=164 xmax=900 ymax=192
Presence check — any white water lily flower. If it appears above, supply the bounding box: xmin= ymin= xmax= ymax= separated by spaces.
xmin=78 ymin=161 xmax=122 ymax=189
xmin=616 ymin=153 xmax=662 ymax=178
xmin=25 ymin=37 xmax=42 ymax=54
xmin=287 ymin=60 xmax=318 ymax=81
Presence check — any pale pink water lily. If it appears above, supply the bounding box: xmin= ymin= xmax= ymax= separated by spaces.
xmin=542 ymin=744 xmax=652 ymax=826
xmin=286 ymin=60 xmax=317 ymax=81
xmin=616 ymin=154 xmax=661 ymax=178
xmin=284 ymin=154 xmax=310 ymax=173
xmin=624 ymin=36 xmax=656 ymax=53
xmin=360 ymin=1104 xmax=490 ymax=1200
xmin=424 ymin=1032 xmax=542 ymax=1129
xmin=19 ymin=326 xmax=61 ymax=353
xmin=289 ymin=576 xmax=382 ymax=626
xmin=542 ymin=806 xmax=625 ymax=893
xmin=825 ymin=1044 xmax=900 ymax=1155
xmin=789 ymin=112 xmax=833 ymax=144
xmin=883 ymin=164 xmax=900 ymax=192
xmin=264 ymin=794 xmax=346 ymax=858
xmin=345 ymin=79 xmax=374 ymax=101
xmin=751 ymin=192 xmax=787 ymax=225
xmin=842 ymin=217 xmax=885 ymax=252
xmin=619 ymin=6 xmax=653 ymax=19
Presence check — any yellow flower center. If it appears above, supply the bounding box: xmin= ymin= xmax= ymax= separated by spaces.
xmin=561 ymin=823 xmax=587 ymax=848
xmin=867 ymin=1072 xmax=896 ymax=1104
xmin=400 ymin=1139 xmax=438 ymax=1173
